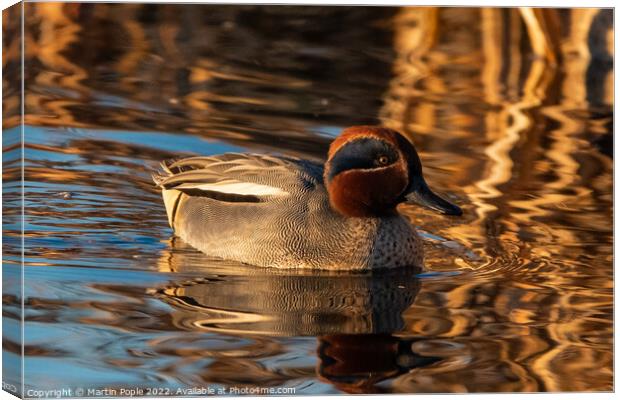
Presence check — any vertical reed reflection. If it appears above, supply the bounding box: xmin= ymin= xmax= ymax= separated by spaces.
xmin=3 ymin=3 xmax=613 ymax=394
xmin=380 ymin=7 xmax=612 ymax=392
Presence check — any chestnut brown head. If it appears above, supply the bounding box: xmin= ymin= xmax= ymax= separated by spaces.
xmin=324 ymin=126 xmax=462 ymax=218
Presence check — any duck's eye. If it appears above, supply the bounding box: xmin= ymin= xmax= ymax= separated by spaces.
xmin=376 ymin=155 xmax=390 ymax=166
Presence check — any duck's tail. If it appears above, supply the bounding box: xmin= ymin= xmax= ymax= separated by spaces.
xmin=151 ymin=160 xmax=174 ymax=188
xmin=152 ymin=160 xmax=183 ymax=228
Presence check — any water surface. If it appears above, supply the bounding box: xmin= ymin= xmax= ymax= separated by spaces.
xmin=2 ymin=4 xmax=613 ymax=394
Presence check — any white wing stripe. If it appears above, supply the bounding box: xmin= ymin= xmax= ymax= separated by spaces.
xmin=176 ymin=181 xmax=289 ymax=197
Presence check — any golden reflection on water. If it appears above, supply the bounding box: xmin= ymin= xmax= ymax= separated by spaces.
xmin=2 ymin=3 xmax=613 ymax=394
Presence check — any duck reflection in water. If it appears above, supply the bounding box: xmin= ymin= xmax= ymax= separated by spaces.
xmin=318 ymin=334 xmax=441 ymax=393
xmin=153 ymin=239 xmax=441 ymax=393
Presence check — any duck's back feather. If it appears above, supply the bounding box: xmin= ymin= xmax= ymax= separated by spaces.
xmin=154 ymin=153 xmax=324 ymax=224
xmin=155 ymin=154 xmax=323 ymax=193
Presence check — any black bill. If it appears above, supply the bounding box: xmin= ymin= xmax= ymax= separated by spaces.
xmin=404 ymin=181 xmax=463 ymax=216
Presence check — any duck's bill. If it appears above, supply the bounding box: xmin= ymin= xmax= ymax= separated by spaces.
xmin=404 ymin=182 xmax=463 ymax=216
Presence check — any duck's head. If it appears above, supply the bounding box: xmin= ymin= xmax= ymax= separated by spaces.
xmin=324 ymin=126 xmax=462 ymax=218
